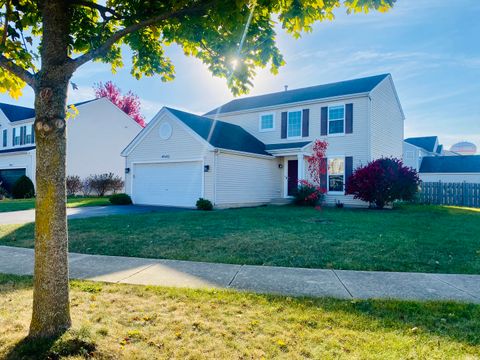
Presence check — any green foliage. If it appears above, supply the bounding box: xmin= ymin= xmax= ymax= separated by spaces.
xmin=109 ymin=193 xmax=132 ymax=205
xmin=12 ymin=175 xmax=35 ymax=199
xmin=196 ymin=198 xmax=213 ymax=211
xmin=294 ymin=180 xmax=325 ymax=206
xmin=0 ymin=0 xmax=396 ymax=97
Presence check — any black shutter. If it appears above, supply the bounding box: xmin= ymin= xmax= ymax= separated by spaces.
xmin=345 ymin=103 xmax=353 ymax=134
xmin=302 ymin=109 xmax=309 ymax=137
xmin=345 ymin=156 xmax=353 ymax=191
xmin=281 ymin=112 xmax=287 ymax=139
xmin=31 ymin=124 xmax=35 ymax=144
xmin=20 ymin=126 xmax=24 ymax=145
xmin=12 ymin=128 xmax=15 ymax=145
xmin=320 ymin=158 xmax=327 ymax=192
xmin=320 ymin=107 xmax=328 ymax=136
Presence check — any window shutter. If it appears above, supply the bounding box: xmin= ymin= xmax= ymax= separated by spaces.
xmin=302 ymin=109 xmax=309 ymax=137
xmin=345 ymin=156 xmax=353 ymax=190
xmin=345 ymin=103 xmax=353 ymax=134
xmin=20 ymin=126 xmax=25 ymax=145
xmin=31 ymin=124 xmax=35 ymax=144
xmin=12 ymin=128 xmax=15 ymax=145
xmin=320 ymin=158 xmax=327 ymax=192
xmin=281 ymin=112 xmax=287 ymax=139
xmin=320 ymin=107 xmax=328 ymax=136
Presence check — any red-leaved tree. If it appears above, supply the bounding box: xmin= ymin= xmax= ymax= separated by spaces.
xmin=346 ymin=158 xmax=420 ymax=209
xmin=94 ymin=81 xmax=146 ymax=127
xmin=306 ymin=139 xmax=328 ymax=190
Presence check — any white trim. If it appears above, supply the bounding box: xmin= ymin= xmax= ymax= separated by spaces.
xmin=327 ymin=155 xmax=346 ymax=195
xmin=130 ymin=159 xmax=205 ymax=205
xmin=203 ymin=92 xmax=369 ymax=118
xmin=287 ymin=109 xmax=303 ymax=140
xmin=215 ymin=147 xmax=274 ymax=160
xmin=258 ymin=112 xmax=275 ymax=132
xmin=327 ymin=104 xmax=345 ymax=136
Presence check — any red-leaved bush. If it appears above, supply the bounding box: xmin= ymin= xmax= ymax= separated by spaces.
xmin=294 ymin=180 xmax=325 ymax=206
xmin=346 ymin=157 xmax=420 ymax=209
xmin=94 ymin=81 xmax=146 ymax=127
xmin=306 ymin=139 xmax=328 ymax=190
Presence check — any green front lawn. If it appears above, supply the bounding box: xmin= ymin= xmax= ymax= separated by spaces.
xmin=1 ymin=274 xmax=479 ymax=359
xmin=1 ymin=204 xmax=479 ymax=274
xmin=0 ymin=196 xmax=110 ymax=212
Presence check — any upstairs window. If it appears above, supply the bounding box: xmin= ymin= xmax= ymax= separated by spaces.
xmin=259 ymin=113 xmax=275 ymax=132
xmin=25 ymin=125 xmax=33 ymax=144
xmin=13 ymin=128 xmax=20 ymax=146
xmin=287 ymin=110 xmax=302 ymax=138
xmin=2 ymin=129 xmax=6 ymax=147
xmin=328 ymin=157 xmax=345 ymax=193
xmin=328 ymin=105 xmax=345 ymax=135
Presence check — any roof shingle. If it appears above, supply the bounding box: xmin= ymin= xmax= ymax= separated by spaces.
xmin=419 ymin=156 xmax=480 ymax=173
xmin=405 ymin=136 xmax=438 ymax=153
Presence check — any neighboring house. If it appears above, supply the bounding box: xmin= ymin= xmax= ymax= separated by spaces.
xmin=419 ymin=156 xmax=480 ymax=183
xmin=0 ymin=97 xmax=142 ymax=192
xmin=122 ymin=73 xmax=405 ymax=208
xmin=403 ymin=136 xmax=479 ymax=183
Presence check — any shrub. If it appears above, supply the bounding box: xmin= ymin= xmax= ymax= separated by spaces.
xmin=12 ymin=175 xmax=35 ymax=199
xmin=346 ymin=157 xmax=420 ymax=209
xmin=294 ymin=180 xmax=325 ymax=206
xmin=109 ymin=193 xmax=132 ymax=205
xmin=86 ymin=173 xmax=124 ymax=196
xmin=196 ymin=198 xmax=213 ymax=211
xmin=66 ymin=175 xmax=83 ymax=196
xmin=82 ymin=178 xmax=93 ymax=196
xmin=0 ymin=182 xmax=7 ymax=200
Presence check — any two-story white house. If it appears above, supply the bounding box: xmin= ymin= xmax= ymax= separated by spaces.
xmin=122 ymin=74 xmax=404 ymax=207
xmin=0 ymin=97 xmax=142 ymax=193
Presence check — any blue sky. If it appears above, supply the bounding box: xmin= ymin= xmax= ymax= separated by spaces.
xmin=1 ymin=0 xmax=479 ymax=150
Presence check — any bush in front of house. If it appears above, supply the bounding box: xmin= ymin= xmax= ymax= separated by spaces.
xmin=346 ymin=157 xmax=420 ymax=209
xmin=0 ymin=182 xmax=7 ymax=200
xmin=294 ymin=180 xmax=325 ymax=206
xmin=196 ymin=198 xmax=213 ymax=211
xmin=12 ymin=175 xmax=35 ymax=199
xmin=109 ymin=193 xmax=132 ymax=205
xmin=86 ymin=173 xmax=124 ymax=196
xmin=66 ymin=175 xmax=83 ymax=196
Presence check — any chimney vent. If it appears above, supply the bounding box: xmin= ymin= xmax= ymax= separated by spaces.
xmin=284 ymin=85 xmax=288 ymax=92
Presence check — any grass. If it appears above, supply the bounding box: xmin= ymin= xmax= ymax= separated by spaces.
xmin=1 ymin=274 xmax=479 ymax=359
xmin=0 ymin=196 xmax=110 ymax=212
xmin=0 ymin=204 xmax=479 ymax=274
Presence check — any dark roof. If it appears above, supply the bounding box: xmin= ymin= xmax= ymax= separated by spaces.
xmin=73 ymin=98 xmax=98 ymax=107
xmin=0 ymin=103 xmax=35 ymax=122
xmin=205 ymin=74 xmax=389 ymax=115
xmin=419 ymin=156 xmax=480 ymax=173
xmin=0 ymin=98 xmax=99 ymax=123
xmin=166 ymin=108 xmax=270 ymax=156
xmin=265 ymin=141 xmax=311 ymax=151
xmin=405 ymin=136 xmax=438 ymax=152
xmin=0 ymin=145 xmax=36 ymax=154
xmin=436 ymin=144 xmax=443 ymax=154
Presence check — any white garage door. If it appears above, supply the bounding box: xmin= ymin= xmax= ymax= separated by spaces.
xmin=132 ymin=161 xmax=203 ymax=207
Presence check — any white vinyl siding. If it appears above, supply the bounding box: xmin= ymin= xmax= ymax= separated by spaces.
xmin=215 ymin=152 xmax=282 ymax=206
xmin=419 ymin=173 xmax=480 ymax=183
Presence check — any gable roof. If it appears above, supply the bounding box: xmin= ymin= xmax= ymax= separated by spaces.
xmin=0 ymin=98 xmax=103 ymax=124
xmin=0 ymin=103 xmax=35 ymax=122
xmin=204 ymin=74 xmax=390 ymax=115
xmin=405 ymin=136 xmax=438 ymax=153
xmin=419 ymin=155 xmax=480 ymax=173
xmin=165 ymin=108 xmax=270 ymax=156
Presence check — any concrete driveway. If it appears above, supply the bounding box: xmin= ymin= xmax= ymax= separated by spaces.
xmin=0 ymin=205 xmax=188 ymax=225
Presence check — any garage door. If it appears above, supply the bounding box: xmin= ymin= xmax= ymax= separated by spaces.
xmin=132 ymin=161 xmax=203 ymax=207
xmin=0 ymin=168 xmax=26 ymax=192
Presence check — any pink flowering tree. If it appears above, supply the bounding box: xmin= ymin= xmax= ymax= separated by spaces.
xmin=294 ymin=140 xmax=328 ymax=206
xmin=94 ymin=81 xmax=146 ymax=127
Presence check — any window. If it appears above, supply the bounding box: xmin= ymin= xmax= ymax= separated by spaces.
xmin=328 ymin=157 xmax=345 ymax=193
xmin=287 ymin=110 xmax=302 ymax=138
xmin=13 ymin=128 xmax=20 ymax=146
xmin=25 ymin=125 xmax=32 ymax=144
xmin=259 ymin=113 xmax=275 ymax=132
xmin=328 ymin=105 xmax=345 ymax=135
xmin=2 ymin=129 xmax=6 ymax=147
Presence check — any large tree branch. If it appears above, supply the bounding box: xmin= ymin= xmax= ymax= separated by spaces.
xmin=70 ymin=0 xmax=121 ymax=20
xmin=72 ymin=2 xmax=213 ymax=70
xmin=0 ymin=55 xmax=35 ymax=86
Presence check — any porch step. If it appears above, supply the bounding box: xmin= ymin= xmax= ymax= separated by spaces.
xmin=270 ymin=198 xmax=293 ymax=206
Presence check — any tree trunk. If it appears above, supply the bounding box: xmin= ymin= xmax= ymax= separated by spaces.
xmin=29 ymin=0 xmax=73 ymax=338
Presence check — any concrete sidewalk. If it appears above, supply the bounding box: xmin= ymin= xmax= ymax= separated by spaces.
xmin=1 ymin=245 xmax=479 ymax=303
xmin=0 ymin=205 xmax=187 ymax=225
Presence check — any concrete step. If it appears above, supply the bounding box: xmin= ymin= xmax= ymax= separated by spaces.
xmin=270 ymin=197 xmax=293 ymax=206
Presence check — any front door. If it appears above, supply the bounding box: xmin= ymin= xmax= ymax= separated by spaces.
xmin=287 ymin=160 xmax=298 ymax=196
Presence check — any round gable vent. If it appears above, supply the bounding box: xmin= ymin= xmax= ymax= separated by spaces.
xmin=159 ymin=122 xmax=173 ymax=140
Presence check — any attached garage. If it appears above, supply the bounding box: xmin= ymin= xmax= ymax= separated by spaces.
xmin=0 ymin=168 xmax=26 ymax=192
xmin=132 ymin=161 xmax=203 ymax=207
